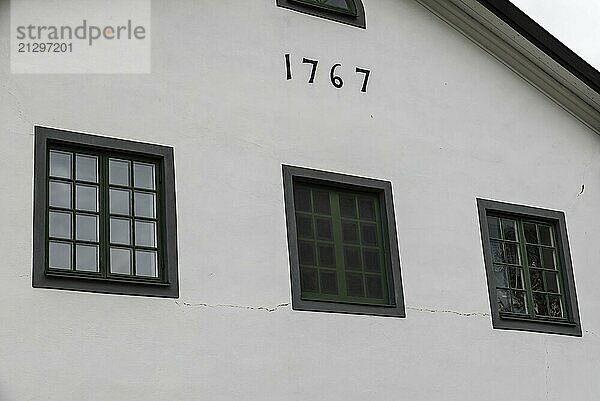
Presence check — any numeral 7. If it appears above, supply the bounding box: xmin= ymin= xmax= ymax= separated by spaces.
xmin=302 ymin=58 xmax=319 ymax=84
xmin=355 ymin=67 xmax=371 ymax=92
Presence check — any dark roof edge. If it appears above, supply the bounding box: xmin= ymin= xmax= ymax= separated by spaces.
xmin=474 ymin=0 xmax=600 ymax=95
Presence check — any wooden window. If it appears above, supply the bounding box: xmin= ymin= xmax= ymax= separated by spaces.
xmin=477 ymin=199 xmax=581 ymax=336
xmin=276 ymin=0 xmax=366 ymax=29
xmin=292 ymin=0 xmax=358 ymax=16
xmin=283 ymin=165 xmax=405 ymax=316
xmin=34 ymin=126 xmax=179 ymax=298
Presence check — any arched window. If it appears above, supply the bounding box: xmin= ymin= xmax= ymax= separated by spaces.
xmin=277 ymin=0 xmax=366 ymax=29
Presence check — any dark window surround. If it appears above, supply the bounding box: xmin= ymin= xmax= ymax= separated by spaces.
xmin=477 ymin=198 xmax=581 ymax=336
xmin=33 ymin=126 xmax=179 ymax=298
xmin=283 ymin=165 xmax=405 ymax=317
xmin=276 ymin=0 xmax=366 ymax=29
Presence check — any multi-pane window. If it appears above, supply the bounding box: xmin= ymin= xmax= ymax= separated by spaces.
xmin=487 ymin=216 xmax=565 ymax=318
xmin=276 ymin=0 xmax=366 ymax=29
xmin=47 ymin=150 xmax=160 ymax=278
xmin=34 ymin=127 xmax=179 ymax=298
xmin=295 ymin=185 xmax=389 ymax=304
xmin=283 ymin=165 xmax=405 ymax=317
xmin=477 ymin=199 xmax=581 ymax=336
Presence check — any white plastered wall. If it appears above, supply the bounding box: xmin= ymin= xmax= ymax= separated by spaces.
xmin=0 ymin=0 xmax=599 ymax=400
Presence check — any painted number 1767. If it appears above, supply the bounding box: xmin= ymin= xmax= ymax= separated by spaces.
xmin=285 ymin=53 xmax=371 ymax=93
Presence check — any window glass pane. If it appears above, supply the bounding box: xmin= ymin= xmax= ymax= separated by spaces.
xmin=315 ymin=218 xmax=333 ymax=241
xmin=539 ymin=225 xmax=553 ymax=246
xmin=294 ymin=187 xmax=311 ymax=212
xmin=300 ymin=267 xmax=318 ymax=292
xmin=545 ymin=271 xmax=559 ymax=293
xmin=319 ymin=271 xmax=338 ymax=294
xmin=76 ymin=155 xmax=98 ymax=182
xmin=136 ymin=250 xmax=158 ymax=277
xmin=344 ymin=246 xmax=362 ymax=271
xmin=134 ymin=192 xmax=156 ymax=218
xmin=109 ymin=159 xmax=130 ymax=186
xmin=526 ymin=245 xmax=541 ymax=267
xmin=346 ymin=273 xmax=364 ymax=297
xmin=312 ymin=191 xmax=330 ymax=215
xmin=76 ymin=244 xmax=99 ymax=272
xmin=298 ymin=241 xmax=315 ymax=266
xmin=317 ymin=244 xmax=335 ymax=267
xmin=497 ymin=289 xmax=511 ymax=312
xmin=49 ymin=151 xmax=72 ymax=179
xmin=110 ymin=218 xmax=131 ymax=245
xmin=342 ymin=222 xmax=359 ymax=243
xmin=296 ymin=215 xmax=313 ymax=238
xmin=358 ymin=198 xmax=375 ymax=221
xmin=133 ymin=162 xmax=155 ymax=190
xmin=339 ymin=195 xmax=356 ymax=218
xmin=363 ymin=249 xmax=380 ymax=272
xmin=524 ymin=222 xmax=538 ymax=244
xmin=487 ymin=217 xmax=501 ymax=239
xmin=49 ymin=181 xmax=72 ymax=209
xmin=76 ymin=185 xmax=98 ymax=212
xmin=49 ymin=241 xmax=72 ymax=270
xmin=542 ymin=248 xmax=556 ymax=269
xmin=534 ymin=293 xmax=549 ymax=316
xmin=110 ymin=247 xmax=132 ymax=274
xmin=530 ymin=268 xmax=544 ymax=291
xmin=135 ymin=221 xmax=156 ymax=247
xmin=490 ymin=240 xmax=504 ymax=263
xmin=548 ymin=295 xmax=563 ymax=317
xmin=76 ymin=214 xmax=98 ymax=242
xmin=110 ymin=189 xmax=131 ymax=215
xmin=508 ymin=267 xmax=524 ymax=289
xmin=504 ymin=243 xmax=520 ymax=265
xmin=49 ymin=211 xmax=72 ymax=239
xmin=365 ymin=275 xmax=384 ymax=299
xmin=511 ymin=291 xmax=528 ymax=314
xmin=361 ymin=223 xmax=378 ymax=245
xmin=502 ymin=219 xmax=517 ymax=241
xmin=493 ymin=264 xmax=508 ymax=288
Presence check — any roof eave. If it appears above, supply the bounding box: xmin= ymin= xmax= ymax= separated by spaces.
xmin=416 ymin=0 xmax=600 ymax=133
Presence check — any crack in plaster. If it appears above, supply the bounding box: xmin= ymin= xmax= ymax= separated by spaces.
xmin=175 ymin=301 xmax=290 ymax=313
xmin=407 ymin=306 xmax=490 ymax=317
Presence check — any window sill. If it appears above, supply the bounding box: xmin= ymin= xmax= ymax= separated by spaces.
xmin=45 ymin=270 xmax=170 ymax=286
xmin=499 ymin=312 xmax=576 ymax=327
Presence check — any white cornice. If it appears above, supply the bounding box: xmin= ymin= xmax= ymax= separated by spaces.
xmin=416 ymin=0 xmax=600 ymax=133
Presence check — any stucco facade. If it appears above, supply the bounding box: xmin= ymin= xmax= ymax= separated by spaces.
xmin=1 ymin=1 xmax=599 ymax=400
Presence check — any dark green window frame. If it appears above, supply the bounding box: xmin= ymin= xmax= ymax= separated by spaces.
xmin=33 ymin=126 xmax=179 ymax=298
xmin=477 ymin=199 xmax=581 ymax=336
xmin=276 ymin=0 xmax=366 ymax=29
xmin=292 ymin=0 xmax=357 ymax=17
xmin=283 ymin=165 xmax=405 ymax=317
